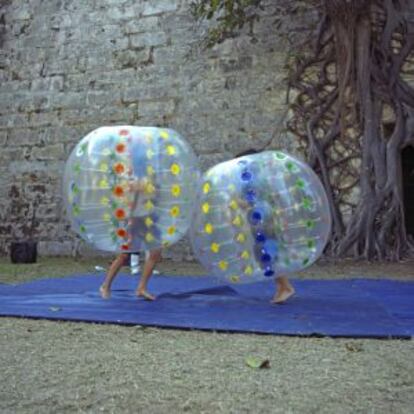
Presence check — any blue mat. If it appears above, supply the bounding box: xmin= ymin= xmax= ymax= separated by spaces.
xmin=0 ymin=274 xmax=413 ymax=338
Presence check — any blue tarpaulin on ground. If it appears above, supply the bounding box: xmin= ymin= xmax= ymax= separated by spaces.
xmin=0 ymin=274 xmax=413 ymax=338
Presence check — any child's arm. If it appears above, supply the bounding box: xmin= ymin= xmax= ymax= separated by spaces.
xmin=129 ymin=178 xmax=149 ymax=211
xmin=129 ymin=177 xmax=148 ymax=193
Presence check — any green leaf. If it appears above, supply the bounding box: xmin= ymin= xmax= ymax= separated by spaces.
xmin=211 ymin=0 xmax=220 ymax=11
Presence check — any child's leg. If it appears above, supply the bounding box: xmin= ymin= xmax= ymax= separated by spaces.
xmin=135 ymin=248 xmax=162 ymax=300
xmin=271 ymin=275 xmax=295 ymax=304
xmin=100 ymin=253 xmax=129 ymax=299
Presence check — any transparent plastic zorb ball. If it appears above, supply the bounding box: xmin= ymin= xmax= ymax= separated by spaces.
xmin=63 ymin=126 xmax=200 ymax=252
xmin=190 ymin=151 xmax=331 ymax=284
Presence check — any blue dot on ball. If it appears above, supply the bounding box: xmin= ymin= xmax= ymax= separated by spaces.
xmin=248 ymin=209 xmax=263 ymax=225
xmin=241 ymin=170 xmax=252 ymax=181
xmin=256 ymin=232 xmax=266 ymax=243
xmin=264 ymin=268 xmax=275 ymax=277
xmin=252 ymin=210 xmax=262 ymax=220
xmin=245 ymin=189 xmax=256 ymax=203
xmin=261 ymin=253 xmax=271 ymax=263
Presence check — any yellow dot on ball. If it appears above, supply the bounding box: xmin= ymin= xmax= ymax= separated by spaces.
xmin=99 ymin=162 xmax=108 ymax=172
xmin=146 ymin=149 xmax=154 ymax=159
xmin=218 ymin=260 xmax=228 ymax=271
xmin=100 ymin=196 xmax=109 ymax=206
xmin=167 ymin=226 xmax=176 ymax=235
xmin=230 ymin=275 xmax=240 ymax=283
xmin=145 ymin=200 xmax=154 ymax=211
xmin=99 ymin=179 xmax=109 ymax=189
xmin=147 ymin=165 xmax=155 ymax=176
xmin=232 ymin=216 xmax=243 ymax=227
xmin=162 ymin=240 xmax=170 ymax=247
xmin=160 ymin=130 xmax=169 ymax=140
xmin=145 ymin=132 xmax=153 ymax=142
xmin=166 ymin=145 xmax=176 ymax=156
xmin=241 ymin=250 xmax=250 ymax=260
xmin=244 ymin=265 xmax=253 ymax=275
xmin=171 ymin=184 xmax=181 ymax=197
xmin=204 ymin=223 xmax=214 ymax=234
xmin=202 ymin=202 xmax=210 ymax=214
xmin=170 ymin=206 xmax=180 ymax=217
xmin=102 ymin=213 xmax=111 ymax=222
xmin=203 ymin=182 xmax=211 ymax=194
xmin=170 ymin=163 xmax=181 ymax=175
xmin=229 ymin=199 xmax=238 ymax=210
xmin=145 ymin=217 xmax=153 ymax=227
xmin=236 ymin=233 xmax=246 ymax=243
xmin=145 ymin=233 xmax=154 ymax=242
xmin=145 ymin=182 xmax=156 ymax=194
xmin=211 ymin=243 xmax=220 ymax=253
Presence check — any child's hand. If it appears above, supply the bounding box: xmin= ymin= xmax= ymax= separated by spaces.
xmin=129 ymin=178 xmax=149 ymax=192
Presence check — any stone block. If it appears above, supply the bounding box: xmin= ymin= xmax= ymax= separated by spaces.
xmin=31 ymin=143 xmax=65 ymax=161
xmin=114 ymin=49 xmax=151 ymax=69
xmin=36 ymin=203 xmax=60 ymax=220
xmin=37 ymin=240 xmax=73 ymax=256
xmin=17 ymin=94 xmax=50 ymax=113
xmin=123 ymin=16 xmax=159 ymax=34
xmin=219 ymin=56 xmax=254 ymax=73
xmin=130 ymin=32 xmax=168 ymax=49
xmin=1 ymin=80 xmax=31 ymax=94
xmin=0 ymin=130 xmax=7 ymax=146
xmin=122 ymin=83 xmax=171 ymax=102
xmin=12 ymin=8 xmax=32 ymax=21
xmin=0 ymin=113 xmax=29 ymax=128
xmin=141 ymin=1 xmax=179 ymax=17
xmin=107 ymin=5 xmax=137 ymax=21
xmin=86 ymin=90 xmax=121 ymax=107
xmin=50 ymin=92 xmax=86 ymax=111
xmin=138 ymin=98 xmax=176 ymax=117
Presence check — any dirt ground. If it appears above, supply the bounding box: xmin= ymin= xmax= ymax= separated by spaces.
xmin=0 ymin=257 xmax=413 ymax=413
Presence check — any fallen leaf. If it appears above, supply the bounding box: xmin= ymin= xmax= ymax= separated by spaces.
xmin=245 ymin=356 xmax=271 ymax=369
xmin=345 ymin=342 xmax=363 ymax=352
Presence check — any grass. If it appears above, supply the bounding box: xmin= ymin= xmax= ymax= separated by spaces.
xmin=0 ymin=256 xmax=413 ymax=413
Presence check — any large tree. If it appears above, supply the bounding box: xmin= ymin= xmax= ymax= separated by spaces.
xmin=192 ymin=0 xmax=414 ymax=260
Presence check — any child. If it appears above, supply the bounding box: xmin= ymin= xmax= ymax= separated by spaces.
xmin=99 ymin=249 xmax=161 ymax=300
xmin=100 ymin=177 xmax=161 ymax=300
xmin=235 ymin=148 xmax=295 ymax=304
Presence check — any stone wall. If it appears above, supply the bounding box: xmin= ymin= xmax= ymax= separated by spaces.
xmin=0 ymin=0 xmax=293 ymax=259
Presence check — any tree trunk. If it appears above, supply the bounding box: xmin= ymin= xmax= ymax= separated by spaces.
xmin=288 ymin=0 xmax=414 ymax=260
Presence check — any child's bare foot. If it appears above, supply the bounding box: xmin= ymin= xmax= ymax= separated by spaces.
xmin=135 ymin=289 xmax=156 ymax=301
xmin=99 ymin=285 xmax=111 ymax=299
xmin=271 ymin=287 xmax=295 ymax=304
